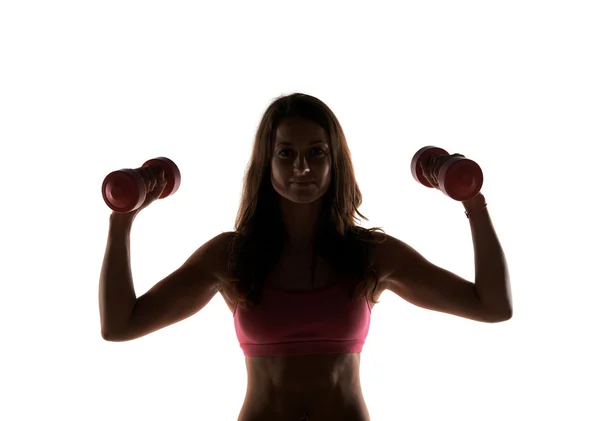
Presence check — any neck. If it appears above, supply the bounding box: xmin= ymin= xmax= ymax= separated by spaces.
xmin=279 ymin=201 xmax=323 ymax=252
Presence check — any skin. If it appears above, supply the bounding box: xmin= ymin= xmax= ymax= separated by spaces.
xmin=270 ymin=116 xmax=332 ymax=252
xmin=100 ymin=116 xmax=511 ymax=420
xmin=226 ymin=117 xmax=374 ymax=420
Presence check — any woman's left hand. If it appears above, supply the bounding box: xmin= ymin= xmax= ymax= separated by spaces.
xmin=419 ymin=153 xmax=465 ymax=188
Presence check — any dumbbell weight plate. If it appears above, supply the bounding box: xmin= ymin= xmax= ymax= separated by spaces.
xmin=438 ymin=157 xmax=483 ymax=201
xmin=102 ymin=169 xmax=146 ymax=212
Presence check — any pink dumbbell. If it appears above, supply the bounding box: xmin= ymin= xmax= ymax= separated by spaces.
xmin=410 ymin=146 xmax=483 ymax=201
xmin=102 ymin=157 xmax=181 ymax=213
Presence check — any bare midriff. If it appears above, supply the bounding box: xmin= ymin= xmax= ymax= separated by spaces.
xmin=237 ymin=353 xmax=370 ymax=421
xmin=213 ymin=237 xmax=380 ymax=420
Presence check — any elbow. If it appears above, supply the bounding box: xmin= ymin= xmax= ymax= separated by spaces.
xmin=101 ymin=328 xmax=130 ymax=342
xmin=101 ymin=329 xmax=117 ymax=341
xmin=486 ymin=309 xmax=513 ymax=323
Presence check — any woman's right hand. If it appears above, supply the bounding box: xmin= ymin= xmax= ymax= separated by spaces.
xmin=111 ymin=166 xmax=168 ymax=220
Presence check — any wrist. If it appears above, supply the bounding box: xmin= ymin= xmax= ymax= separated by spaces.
xmin=109 ymin=211 xmax=136 ymax=228
xmin=462 ymin=192 xmax=486 ymax=211
xmin=462 ymin=193 xmax=487 ymax=219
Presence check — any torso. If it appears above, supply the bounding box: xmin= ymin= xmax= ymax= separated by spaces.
xmin=215 ymin=240 xmax=384 ymax=421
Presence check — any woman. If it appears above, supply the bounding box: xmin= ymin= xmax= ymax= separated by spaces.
xmin=99 ymin=93 xmax=513 ymax=421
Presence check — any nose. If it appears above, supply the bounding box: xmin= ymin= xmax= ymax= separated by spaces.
xmin=293 ymin=155 xmax=311 ymax=175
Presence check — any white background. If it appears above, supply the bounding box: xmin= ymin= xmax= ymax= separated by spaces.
xmin=1 ymin=1 xmax=599 ymax=420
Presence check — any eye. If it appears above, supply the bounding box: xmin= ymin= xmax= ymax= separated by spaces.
xmin=278 ymin=148 xmax=325 ymax=158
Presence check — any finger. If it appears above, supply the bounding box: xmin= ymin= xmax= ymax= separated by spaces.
xmin=150 ymin=168 xmax=161 ymax=190
xmin=154 ymin=172 xmax=167 ymax=191
xmin=147 ymin=174 xmax=156 ymax=192
xmin=144 ymin=170 xmax=154 ymax=193
xmin=151 ymin=168 xmax=165 ymax=189
xmin=141 ymin=167 xmax=154 ymax=192
xmin=422 ymin=171 xmax=432 ymax=185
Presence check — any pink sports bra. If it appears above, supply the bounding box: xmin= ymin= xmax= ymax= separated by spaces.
xmin=233 ymin=279 xmax=372 ymax=357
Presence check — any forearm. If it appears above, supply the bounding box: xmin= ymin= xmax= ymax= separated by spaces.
xmin=99 ymin=213 xmax=138 ymax=338
xmin=463 ymin=193 xmax=513 ymax=318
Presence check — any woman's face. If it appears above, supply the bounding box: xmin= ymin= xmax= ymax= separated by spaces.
xmin=271 ymin=117 xmax=332 ymax=204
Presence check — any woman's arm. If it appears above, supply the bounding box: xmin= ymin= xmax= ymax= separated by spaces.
xmin=463 ymin=193 xmax=513 ymax=319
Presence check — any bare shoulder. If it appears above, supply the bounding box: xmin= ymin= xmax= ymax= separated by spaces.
xmin=209 ymin=231 xmax=239 ymax=311
xmin=370 ymin=231 xmax=418 ymax=285
xmin=200 ymin=231 xmax=236 ymax=284
xmin=208 ymin=231 xmax=242 ymax=299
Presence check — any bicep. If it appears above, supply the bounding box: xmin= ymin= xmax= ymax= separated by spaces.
xmin=132 ymin=263 xmax=220 ymax=334
xmin=378 ymin=235 xmax=493 ymax=323
xmin=387 ymin=259 xmax=487 ymax=321
xmin=110 ymin=232 xmax=231 ymax=341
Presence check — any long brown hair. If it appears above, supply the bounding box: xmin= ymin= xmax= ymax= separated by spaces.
xmin=227 ymin=92 xmax=387 ymax=310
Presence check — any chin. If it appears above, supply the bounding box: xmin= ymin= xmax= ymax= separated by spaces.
xmin=290 ymin=196 xmax=320 ymax=204
xmin=273 ymin=181 xmax=329 ymax=204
